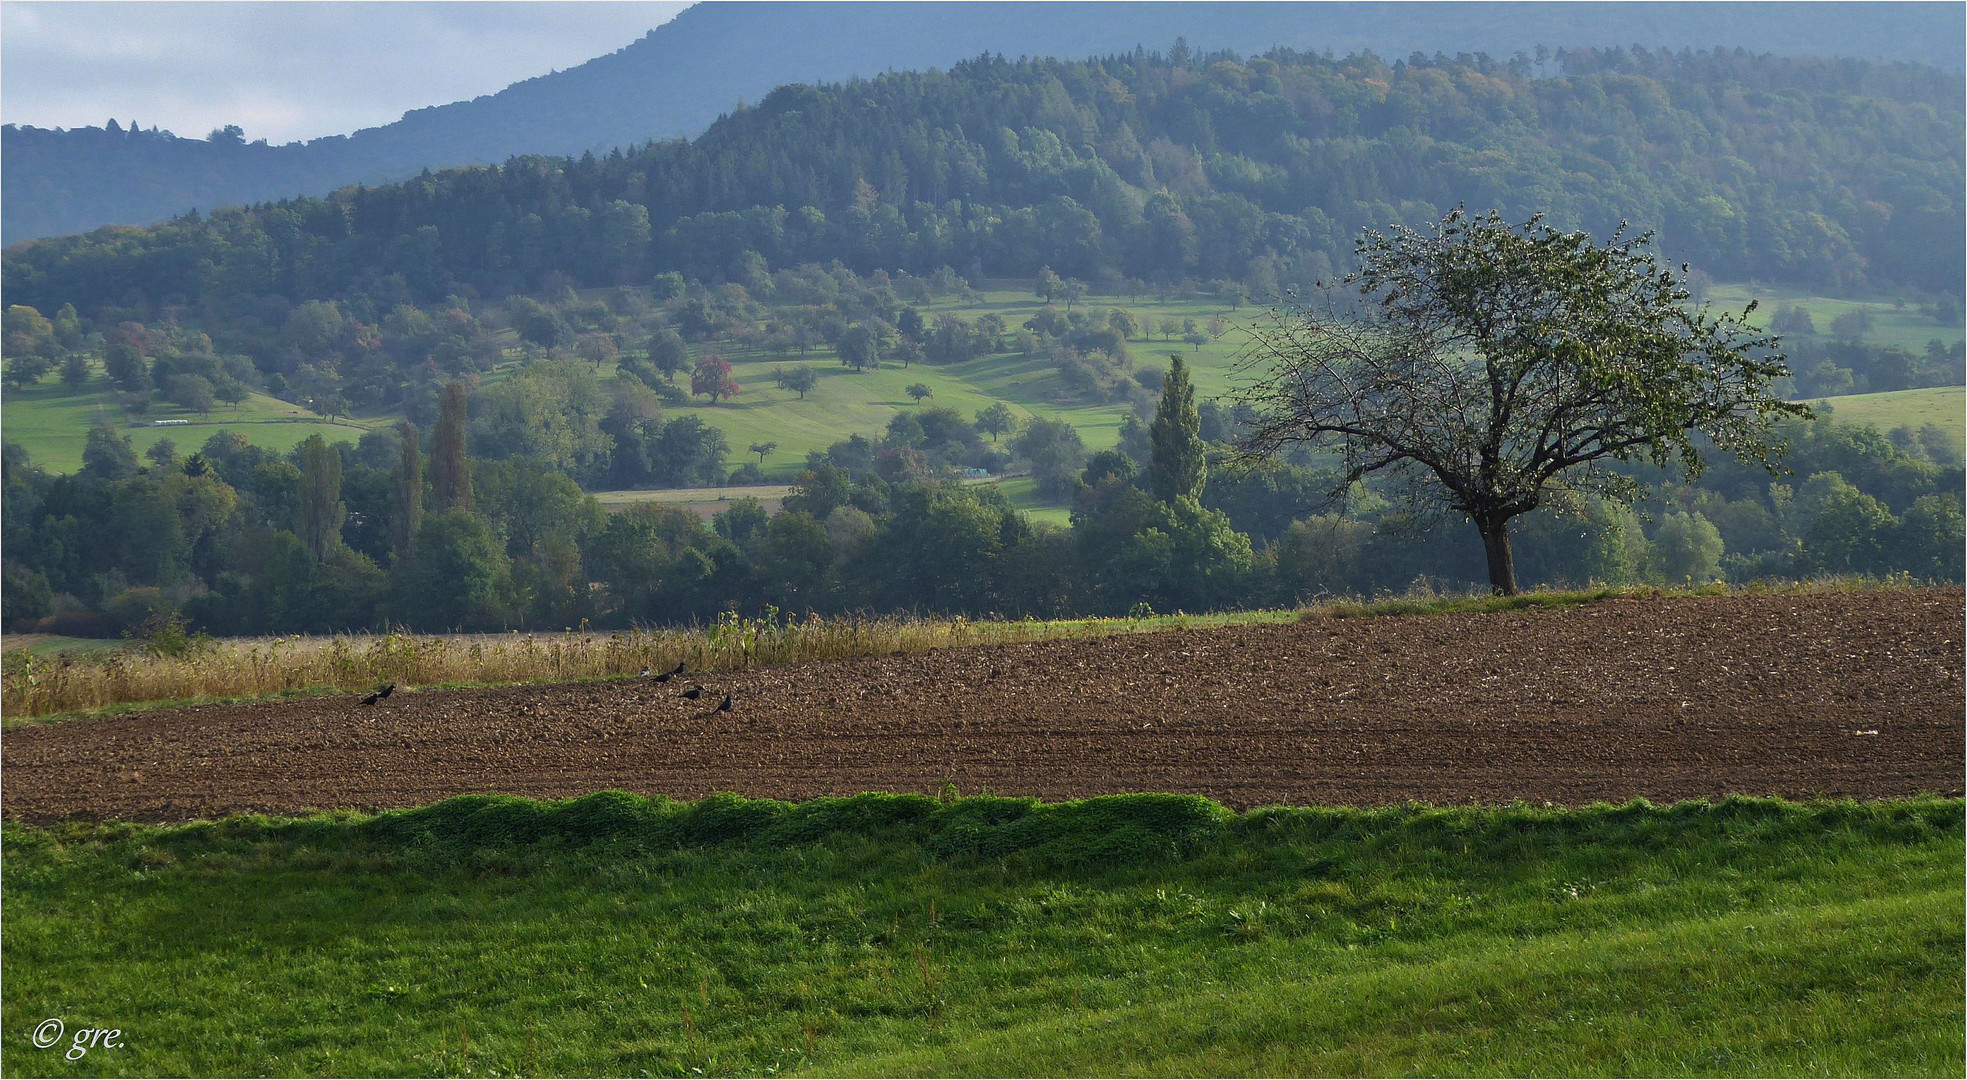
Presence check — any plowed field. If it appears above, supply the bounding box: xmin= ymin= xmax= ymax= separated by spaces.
xmin=4 ymin=590 xmax=1961 ymax=822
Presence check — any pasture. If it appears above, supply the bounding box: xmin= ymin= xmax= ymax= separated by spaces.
xmin=2 ymin=794 xmax=1959 ymax=1076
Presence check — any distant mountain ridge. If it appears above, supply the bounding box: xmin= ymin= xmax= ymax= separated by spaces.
xmin=5 ymin=1 xmax=1963 ymax=242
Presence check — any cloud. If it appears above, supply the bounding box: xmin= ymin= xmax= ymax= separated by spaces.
xmin=1 ymin=1 xmax=689 ymax=143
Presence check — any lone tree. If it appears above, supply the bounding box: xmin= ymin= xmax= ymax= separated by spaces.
xmin=690 ymin=353 xmax=741 ymax=404
xmin=975 ymin=402 xmax=1016 ymax=442
xmin=1236 ymin=209 xmax=1803 ymax=595
xmin=905 ymin=382 xmax=933 ymax=403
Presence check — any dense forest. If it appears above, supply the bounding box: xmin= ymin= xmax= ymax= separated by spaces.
xmin=7 ymin=45 xmax=1963 ymax=321
xmin=8 ymin=2 xmax=1959 ymax=242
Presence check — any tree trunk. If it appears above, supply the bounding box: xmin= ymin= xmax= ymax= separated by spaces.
xmin=1478 ymin=516 xmax=1519 ymax=596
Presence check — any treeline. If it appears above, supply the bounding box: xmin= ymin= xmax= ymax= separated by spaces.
xmin=7 ymin=45 xmax=1962 ymax=321
xmin=5 ymin=371 xmax=1960 ymax=639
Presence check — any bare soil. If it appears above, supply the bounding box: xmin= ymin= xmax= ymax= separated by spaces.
xmin=4 ymin=590 xmax=1961 ymax=823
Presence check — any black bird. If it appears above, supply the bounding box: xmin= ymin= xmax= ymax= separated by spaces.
xmin=668 ymin=661 xmax=688 ymax=675
xmin=359 ymin=684 xmax=395 ymax=706
xmin=716 ymin=693 xmax=734 ymax=712
xmin=680 ymin=686 xmax=704 ymax=700
xmin=654 ymin=670 xmax=676 ymax=684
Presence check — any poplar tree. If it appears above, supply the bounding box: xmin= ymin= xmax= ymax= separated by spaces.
xmin=296 ymin=434 xmax=345 ymax=561
xmin=391 ymin=420 xmax=423 ymax=562
xmin=431 ymin=381 xmax=472 ymax=511
xmin=1148 ymin=354 xmax=1206 ymax=504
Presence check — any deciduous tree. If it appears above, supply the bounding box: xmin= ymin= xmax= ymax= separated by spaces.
xmin=690 ymin=353 xmax=741 ymax=403
xmin=431 ymin=381 xmax=472 ymax=511
xmin=1238 ymin=209 xmax=1803 ymax=594
xmin=1148 ymin=355 xmax=1205 ymax=503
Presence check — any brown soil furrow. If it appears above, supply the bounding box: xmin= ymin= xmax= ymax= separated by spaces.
xmin=3 ymin=590 xmax=1961 ymax=821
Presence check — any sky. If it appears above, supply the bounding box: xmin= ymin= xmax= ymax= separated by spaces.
xmin=1 ymin=1 xmax=690 ymax=144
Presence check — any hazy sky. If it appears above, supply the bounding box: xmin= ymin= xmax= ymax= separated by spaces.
xmin=2 ymin=2 xmax=689 ymax=143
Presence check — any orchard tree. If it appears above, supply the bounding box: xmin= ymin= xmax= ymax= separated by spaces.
xmin=905 ymin=383 xmax=933 ymax=403
xmin=690 ymin=353 xmax=741 ymax=403
xmin=1236 ymin=209 xmax=1804 ymax=595
xmin=749 ymin=441 xmax=778 ymax=464
xmin=646 ymin=328 xmax=690 ymax=381
xmin=975 ymin=402 xmax=1016 ymax=443
xmin=783 ymin=365 xmax=818 ymax=399
xmin=837 ymin=324 xmax=879 ymax=371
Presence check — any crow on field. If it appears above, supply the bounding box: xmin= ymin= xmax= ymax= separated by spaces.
xmin=654 ymin=670 xmax=677 ymax=684
xmin=680 ymin=686 xmax=704 ymax=700
xmin=716 ymin=693 xmax=734 ymax=712
xmin=359 ymin=684 xmax=395 ymax=706
xmin=668 ymin=661 xmax=688 ymax=675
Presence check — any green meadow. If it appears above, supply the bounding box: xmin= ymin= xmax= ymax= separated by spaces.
xmin=1 ymin=362 xmax=373 ymax=473
xmin=642 ymin=288 xmax=1244 ymax=477
xmin=1713 ymin=283 xmax=1965 ymax=356
xmin=1809 ymin=386 xmax=1966 ymax=443
xmin=9 ymin=284 xmax=1957 ymax=489
xmin=3 ymin=792 xmax=1959 ymax=1077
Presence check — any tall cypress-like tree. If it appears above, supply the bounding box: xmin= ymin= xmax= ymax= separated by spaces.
xmin=431 ymin=381 xmax=472 ymax=512
xmin=1149 ymin=354 xmax=1206 ymax=503
xmin=296 ymin=434 xmax=345 ymax=561
xmin=391 ymin=420 xmax=423 ymax=562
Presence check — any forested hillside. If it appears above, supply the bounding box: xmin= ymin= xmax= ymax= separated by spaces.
xmin=7 ymin=45 xmax=1961 ymax=320
xmin=6 ymin=1 xmax=1960 ymax=242
xmin=4 ymin=44 xmax=1963 ymax=637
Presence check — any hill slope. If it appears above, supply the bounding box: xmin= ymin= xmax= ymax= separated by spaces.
xmin=8 ymin=45 xmax=1961 ymax=317
xmin=5 ymin=0 xmax=1963 ymax=242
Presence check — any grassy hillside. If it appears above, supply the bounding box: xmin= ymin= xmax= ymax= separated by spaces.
xmin=1809 ymin=386 xmax=1966 ymax=443
xmin=3 ymin=792 xmax=1960 ymax=1075
xmin=634 ymin=289 xmax=1238 ymax=479
xmin=1 ymin=366 xmax=374 ymax=472
xmin=1716 ymin=283 xmax=1965 ymax=356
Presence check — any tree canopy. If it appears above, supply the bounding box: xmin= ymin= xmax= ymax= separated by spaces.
xmin=1237 ymin=208 xmax=1805 ymax=594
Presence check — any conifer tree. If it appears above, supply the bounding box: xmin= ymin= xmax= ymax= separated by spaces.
xmin=1148 ymin=354 xmax=1205 ymax=503
xmin=431 ymin=381 xmax=472 ymax=511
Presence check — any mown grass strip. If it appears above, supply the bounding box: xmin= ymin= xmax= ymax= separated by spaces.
xmin=4 ymin=793 xmax=1960 ymax=1077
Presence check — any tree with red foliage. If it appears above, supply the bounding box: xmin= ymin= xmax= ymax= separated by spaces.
xmin=690 ymin=352 xmax=741 ymax=404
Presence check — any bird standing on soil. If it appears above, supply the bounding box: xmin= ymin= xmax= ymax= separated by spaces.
xmin=716 ymin=694 xmax=734 ymax=712
xmin=680 ymin=686 xmax=704 ymax=700
xmin=359 ymin=684 xmax=396 ymax=706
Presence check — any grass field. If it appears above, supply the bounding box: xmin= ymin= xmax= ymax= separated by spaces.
xmin=636 ymin=288 xmax=1243 ymax=477
xmin=3 ymin=792 xmax=1959 ymax=1076
xmin=10 ymin=284 xmax=1955 ymax=488
xmin=1712 ymin=283 xmax=1965 ymax=356
xmin=1 ymin=370 xmax=373 ymax=472
xmin=1809 ymin=386 xmax=1966 ymax=444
